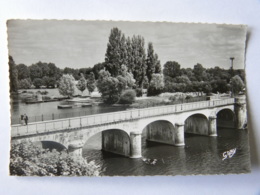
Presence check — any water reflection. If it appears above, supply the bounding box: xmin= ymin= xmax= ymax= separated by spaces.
xmin=83 ymin=128 xmax=250 ymax=176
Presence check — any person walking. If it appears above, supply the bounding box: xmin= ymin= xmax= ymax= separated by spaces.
xmin=24 ymin=114 xmax=28 ymax=125
xmin=20 ymin=115 xmax=24 ymax=125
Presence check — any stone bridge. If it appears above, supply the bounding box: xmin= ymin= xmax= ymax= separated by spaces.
xmin=11 ymin=96 xmax=247 ymax=158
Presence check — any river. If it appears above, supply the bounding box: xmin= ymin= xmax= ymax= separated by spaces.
xmin=10 ymin=89 xmax=250 ymax=176
xmin=83 ymin=128 xmax=250 ymax=176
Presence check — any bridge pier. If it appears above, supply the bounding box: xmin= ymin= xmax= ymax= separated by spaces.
xmin=208 ymin=116 xmax=217 ymax=136
xmin=234 ymin=96 xmax=247 ymax=129
xmin=130 ymin=131 xmax=142 ymax=158
xmin=68 ymin=141 xmax=84 ymax=157
xmin=175 ymin=123 xmax=185 ymax=146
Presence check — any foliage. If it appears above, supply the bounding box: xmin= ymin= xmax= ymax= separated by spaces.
xmin=146 ymin=42 xmax=156 ymax=83
xmin=96 ymin=70 xmax=121 ymax=104
xmin=16 ymin=64 xmax=30 ymax=80
xmin=147 ymin=74 xmax=164 ymax=96
xmin=118 ymin=89 xmax=136 ymax=104
xmin=105 ymin=28 xmax=127 ymax=77
xmin=131 ymin=35 xmax=147 ymax=88
xmin=87 ymin=72 xmax=96 ymax=93
xmin=135 ymin=88 xmax=143 ymax=97
xmin=230 ymin=75 xmax=245 ymax=96
xmin=10 ymin=141 xmax=100 ymax=176
xmin=43 ymin=76 xmax=56 ymax=88
xmin=76 ymin=74 xmax=87 ymax=94
xmin=58 ymin=74 xmax=76 ymax=97
xmin=9 ymin=56 xmax=18 ymax=93
xmin=33 ymin=78 xmax=44 ymax=88
xmin=18 ymin=78 xmax=32 ymax=89
xmin=163 ymin=61 xmax=181 ymax=80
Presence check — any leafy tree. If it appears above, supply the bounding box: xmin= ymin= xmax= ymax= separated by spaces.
xmin=119 ymin=89 xmax=136 ymax=104
xmin=18 ymin=78 xmax=32 ymax=89
xmin=92 ymin=62 xmax=105 ymax=79
xmin=120 ymin=64 xmax=135 ymax=89
xmin=10 ymin=141 xmax=100 ymax=176
xmin=154 ymin=54 xmax=162 ymax=74
xmin=147 ymin=73 xmax=164 ymax=96
xmin=193 ymin=63 xmax=205 ymax=81
xmin=29 ymin=64 xmax=43 ymax=81
xmin=105 ymin=28 xmax=127 ymax=77
xmin=63 ymin=67 xmax=80 ymax=80
xmin=163 ymin=61 xmax=181 ymax=78
xmin=146 ymin=42 xmax=156 ymax=83
xmin=131 ymin=35 xmax=146 ymax=88
xmin=9 ymin=56 xmax=18 ymax=93
xmin=43 ymin=76 xmax=56 ymax=88
xmin=87 ymin=72 xmax=96 ymax=94
xmin=76 ymin=74 xmax=87 ymax=94
xmin=58 ymin=74 xmax=76 ymax=97
xmin=96 ymin=70 xmax=120 ymax=104
xmin=230 ymin=75 xmax=244 ymax=96
xmin=33 ymin=78 xmax=44 ymax=89
xmin=47 ymin=63 xmax=62 ymax=80
xmin=16 ymin=64 xmax=30 ymax=80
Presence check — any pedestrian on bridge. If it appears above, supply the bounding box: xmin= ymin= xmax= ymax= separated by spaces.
xmin=24 ymin=114 xmax=28 ymax=125
xmin=20 ymin=115 xmax=24 ymax=125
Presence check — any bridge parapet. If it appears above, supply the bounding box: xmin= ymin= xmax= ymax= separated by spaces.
xmin=11 ymin=98 xmax=235 ymax=138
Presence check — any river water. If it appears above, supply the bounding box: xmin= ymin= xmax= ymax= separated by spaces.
xmin=10 ymin=89 xmax=250 ymax=176
xmin=83 ymin=128 xmax=250 ymax=176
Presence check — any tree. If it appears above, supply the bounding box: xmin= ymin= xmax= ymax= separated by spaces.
xmin=18 ymin=78 xmax=32 ymax=89
xmin=146 ymin=42 xmax=156 ymax=83
xmin=29 ymin=64 xmax=43 ymax=81
xmin=154 ymin=54 xmax=161 ymax=74
xmin=10 ymin=141 xmax=100 ymax=176
xmin=105 ymin=28 xmax=127 ymax=77
xmin=131 ymin=35 xmax=146 ymax=88
xmin=119 ymin=64 xmax=135 ymax=89
xmin=96 ymin=70 xmax=120 ymax=104
xmin=147 ymin=73 xmax=164 ymax=96
xmin=193 ymin=63 xmax=205 ymax=81
xmin=58 ymin=74 xmax=76 ymax=97
xmin=96 ymin=70 xmax=130 ymax=104
xmin=230 ymin=75 xmax=244 ymax=96
xmin=163 ymin=61 xmax=181 ymax=80
xmin=16 ymin=64 xmax=30 ymax=80
xmin=92 ymin=62 xmax=105 ymax=79
xmin=76 ymin=74 xmax=87 ymax=94
xmin=119 ymin=89 xmax=136 ymax=104
xmin=33 ymin=78 xmax=44 ymax=89
xmin=9 ymin=56 xmax=18 ymax=93
xmin=87 ymin=72 xmax=96 ymax=94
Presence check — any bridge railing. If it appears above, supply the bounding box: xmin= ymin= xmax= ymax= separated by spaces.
xmin=11 ymin=98 xmax=235 ymax=137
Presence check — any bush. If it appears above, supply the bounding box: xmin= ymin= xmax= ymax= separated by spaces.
xmin=135 ymin=88 xmax=143 ymax=97
xmin=118 ymin=89 xmax=136 ymax=104
xmin=10 ymin=141 xmax=101 ymax=176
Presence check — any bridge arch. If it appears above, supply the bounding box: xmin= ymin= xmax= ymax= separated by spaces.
xmin=142 ymin=120 xmax=179 ymax=146
xmin=216 ymin=108 xmax=235 ymax=129
xmin=83 ymin=129 xmax=131 ymax=157
xmin=184 ymin=114 xmax=209 ymax=136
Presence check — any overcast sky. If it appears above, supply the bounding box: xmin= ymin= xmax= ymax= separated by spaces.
xmin=7 ymin=20 xmax=247 ymax=70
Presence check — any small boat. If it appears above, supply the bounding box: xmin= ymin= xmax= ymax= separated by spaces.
xmin=57 ymin=105 xmax=73 ymax=109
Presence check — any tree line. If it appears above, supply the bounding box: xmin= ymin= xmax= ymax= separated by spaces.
xmin=9 ymin=27 xmax=245 ymax=104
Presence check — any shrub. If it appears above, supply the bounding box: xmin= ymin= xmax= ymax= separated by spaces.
xmin=10 ymin=141 xmax=101 ymax=176
xmin=135 ymin=88 xmax=143 ymax=97
xmin=118 ymin=89 xmax=136 ymax=104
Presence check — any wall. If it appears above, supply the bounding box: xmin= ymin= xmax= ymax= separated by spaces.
xmin=102 ymin=129 xmax=130 ymax=157
xmin=184 ymin=114 xmax=209 ymax=135
xmin=144 ymin=121 xmax=177 ymax=145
